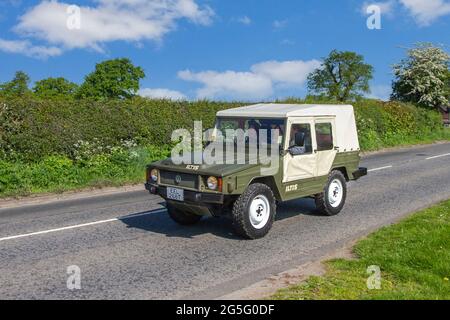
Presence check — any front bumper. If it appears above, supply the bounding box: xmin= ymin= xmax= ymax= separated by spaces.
xmin=352 ymin=167 xmax=368 ymax=180
xmin=145 ymin=183 xmax=224 ymax=204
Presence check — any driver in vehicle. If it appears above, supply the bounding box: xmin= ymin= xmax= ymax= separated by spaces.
xmin=248 ymin=120 xmax=260 ymax=143
xmin=289 ymin=125 xmax=309 ymax=155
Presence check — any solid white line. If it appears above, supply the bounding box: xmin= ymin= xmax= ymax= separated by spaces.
xmin=426 ymin=153 xmax=450 ymax=160
xmin=0 ymin=209 xmax=167 ymax=243
xmin=368 ymin=165 xmax=393 ymax=172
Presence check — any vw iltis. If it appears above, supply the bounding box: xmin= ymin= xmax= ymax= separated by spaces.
xmin=146 ymin=104 xmax=367 ymax=239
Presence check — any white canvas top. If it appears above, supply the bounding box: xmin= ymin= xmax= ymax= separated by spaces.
xmin=216 ymin=103 xmax=355 ymax=118
xmin=217 ymin=104 xmax=360 ymax=151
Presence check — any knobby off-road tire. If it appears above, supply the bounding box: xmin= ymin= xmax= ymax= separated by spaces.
xmin=315 ymin=170 xmax=347 ymax=216
xmin=231 ymin=183 xmax=277 ymax=239
xmin=167 ymin=203 xmax=202 ymax=225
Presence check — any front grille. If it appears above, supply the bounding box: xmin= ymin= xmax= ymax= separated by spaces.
xmin=160 ymin=171 xmax=198 ymax=190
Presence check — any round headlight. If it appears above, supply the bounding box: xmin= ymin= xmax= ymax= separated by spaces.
xmin=207 ymin=176 xmax=218 ymax=190
xmin=150 ymin=169 xmax=159 ymax=182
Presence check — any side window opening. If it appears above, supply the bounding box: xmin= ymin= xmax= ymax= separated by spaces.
xmin=316 ymin=123 xmax=333 ymax=151
xmin=289 ymin=123 xmax=312 ymax=155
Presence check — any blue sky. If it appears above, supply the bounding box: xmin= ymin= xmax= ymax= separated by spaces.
xmin=0 ymin=0 xmax=449 ymax=101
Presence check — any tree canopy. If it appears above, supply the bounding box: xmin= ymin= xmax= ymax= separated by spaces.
xmin=391 ymin=43 xmax=449 ymax=109
xmin=0 ymin=71 xmax=31 ymax=97
xmin=307 ymin=50 xmax=373 ymax=102
xmin=76 ymin=58 xmax=145 ymax=100
xmin=33 ymin=77 xmax=79 ymax=98
xmin=392 ymin=43 xmax=450 ymax=108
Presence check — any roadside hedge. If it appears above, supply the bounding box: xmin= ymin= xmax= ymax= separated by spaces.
xmin=353 ymin=99 xmax=445 ymax=150
xmin=0 ymin=96 xmax=446 ymax=162
xmin=0 ymin=97 xmax=241 ymax=162
xmin=0 ymin=96 xmax=448 ymax=197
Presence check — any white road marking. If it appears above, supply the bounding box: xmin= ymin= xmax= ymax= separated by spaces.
xmin=426 ymin=153 xmax=450 ymax=160
xmin=368 ymin=165 xmax=393 ymax=172
xmin=0 ymin=209 xmax=167 ymax=243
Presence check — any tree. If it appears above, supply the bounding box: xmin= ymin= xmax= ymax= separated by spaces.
xmin=445 ymin=69 xmax=450 ymax=101
xmin=33 ymin=77 xmax=79 ymax=98
xmin=0 ymin=71 xmax=31 ymax=96
xmin=391 ymin=43 xmax=449 ymax=109
xmin=307 ymin=50 xmax=373 ymax=102
xmin=76 ymin=58 xmax=145 ymax=100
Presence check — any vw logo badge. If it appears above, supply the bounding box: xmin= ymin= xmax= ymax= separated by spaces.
xmin=175 ymin=175 xmax=182 ymax=185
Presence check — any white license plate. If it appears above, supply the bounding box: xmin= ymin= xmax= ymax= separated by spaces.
xmin=167 ymin=187 xmax=184 ymax=202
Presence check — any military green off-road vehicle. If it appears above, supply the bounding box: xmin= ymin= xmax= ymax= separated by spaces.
xmin=146 ymin=104 xmax=367 ymax=239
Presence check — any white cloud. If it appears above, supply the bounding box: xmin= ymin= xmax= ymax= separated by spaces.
xmin=7 ymin=0 xmax=214 ymax=57
xmin=178 ymin=70 xmax=273 ymax=100
xmin=0 ymin=38 xmax=62 ymax=58
xmin=251 ymin=60 xmax=321 ymax=86
xmin=399 ymin=0 xmax=450 ymax=26
xmin=361 ymin=1 xmax=395 ymax=17
xmin=139 ymin=88 xmax=187 ymax=100
xmin=178 ymin=59 xmax=320 ymax=100
xmin=360 ymin=0 xmax=450 ymax=26
xmin=237 ymin=16 xmax=252 ymax=25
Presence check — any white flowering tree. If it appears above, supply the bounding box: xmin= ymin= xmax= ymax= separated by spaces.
xmin=392 ymin=43 xmax=450 ymax=109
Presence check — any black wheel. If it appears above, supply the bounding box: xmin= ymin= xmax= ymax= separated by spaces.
xmin=231 ymin=183 xmax=277 ymax=239
xmin=315 ymin=170 xmax=347 ymax=216
xmin=167 ymin=203 xmax=202 ymax=225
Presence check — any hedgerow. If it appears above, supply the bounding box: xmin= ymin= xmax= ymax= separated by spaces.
xmin=0 ymin=97 xmax=241 ymax=162
xmin=0 ymin=96 xmax=447 ymax=197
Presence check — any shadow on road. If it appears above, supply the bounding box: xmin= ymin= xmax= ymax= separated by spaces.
xmin=120 ymin=198 xmax=318 ymax=240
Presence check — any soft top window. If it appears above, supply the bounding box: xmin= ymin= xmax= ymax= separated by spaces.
xmin=315 ymin=123 xmax=333 ymax=151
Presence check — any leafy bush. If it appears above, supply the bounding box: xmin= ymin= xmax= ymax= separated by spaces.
xmin=0 ymin=96 xmax=447 ymax=197
xmin=0 ymin=96 xmax=241 ymax=162
xmin=0 ymin=144 xmax=171 ymax=197
xmin=352 ymin=99 xmax=446 ymax=149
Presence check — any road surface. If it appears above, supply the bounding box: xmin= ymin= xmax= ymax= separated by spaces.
xmin=0 ymin=143 xmax=449 ymax=299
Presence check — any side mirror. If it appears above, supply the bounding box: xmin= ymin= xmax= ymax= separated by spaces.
xmin=295 ymin=132 xmax=306 ymax=147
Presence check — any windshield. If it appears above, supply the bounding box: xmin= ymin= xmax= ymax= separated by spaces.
xmin=216 ymin=118 xmax=285 ymax=145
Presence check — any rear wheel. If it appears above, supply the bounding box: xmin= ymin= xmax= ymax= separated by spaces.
xmin=167 ymin=203 xmax=202 ymax=225
xmin=315 ymin=170 xmax=347 ymax=216
xmin=231 ymin=183 xmax=277 ymax=239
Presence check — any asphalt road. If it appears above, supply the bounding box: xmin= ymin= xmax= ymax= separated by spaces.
xmin=0 ymin=143 xmax=449 ymax=300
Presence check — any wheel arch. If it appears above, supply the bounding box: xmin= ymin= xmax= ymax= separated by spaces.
xmin=331 ymin=166 xmax=349 ymax=181
xmin=249 ymin=176 xmax=282 ymax=201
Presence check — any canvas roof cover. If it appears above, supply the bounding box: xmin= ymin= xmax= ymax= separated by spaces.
xmin=217 ymin=104 xmax=360 ymax=151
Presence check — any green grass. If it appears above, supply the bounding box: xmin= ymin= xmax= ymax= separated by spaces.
xmin=271 ymin=199 xmax=450 ymax=300
xmin=0 ymin=145 xmax=170 ymax=198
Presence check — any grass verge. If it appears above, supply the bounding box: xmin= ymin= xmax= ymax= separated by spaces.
xmin=271 ymin=199 xmax=450 ymax=300
xmin=0 ymin=145 xmax=170 ymax=198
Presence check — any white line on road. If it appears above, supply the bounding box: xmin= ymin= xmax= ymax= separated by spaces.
xmin=0 ymin=209 xmax=167 ymax=243
xmin=426 ymin=153 xmax=450 ymax=160
xmin=368 ymin=165 xmax=393 ymax=172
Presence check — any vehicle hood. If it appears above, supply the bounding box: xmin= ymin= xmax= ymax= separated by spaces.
xmin=149 ymin=151 xmax=274 ymax=177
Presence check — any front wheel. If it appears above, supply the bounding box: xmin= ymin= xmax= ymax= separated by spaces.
xmin=315 ymin=170 xmax=347 ymax=216
xmin=231 ymin=183 xmax=277 ymax=239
